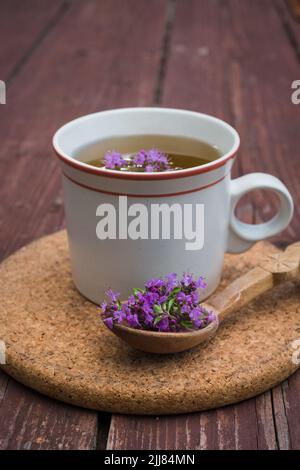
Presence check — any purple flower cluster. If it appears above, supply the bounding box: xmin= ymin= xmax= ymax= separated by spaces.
xmin=103 ymin=148 xmax=172 ymax=172
xmin=101 ymin=273 xmax=216 ymax=332
xmin=103 ymin=151 xmax=127 ymax=170
xmin=132 ymin=149 xmax=172 ymax=172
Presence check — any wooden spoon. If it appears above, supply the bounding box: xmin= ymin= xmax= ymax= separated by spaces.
xmin=111 ymin=241 xmax=300 ymax=354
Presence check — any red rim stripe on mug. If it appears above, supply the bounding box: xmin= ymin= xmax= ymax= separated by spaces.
xmin=62 ymin=171 xmax=228 ymax=198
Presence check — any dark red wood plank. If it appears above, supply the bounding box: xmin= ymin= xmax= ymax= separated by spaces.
xmin=0 ymin=379 xmax=98 ymax=450
xmin=0 ymin=371 xmax=8 ymax=401
xmin=276 ymin=0 xmax=300 ymax=54
xmin=280 ymin=372 xmax=300 ymax=449
xmin=108 ymin=0 xmax=300 ymax=450
xmin=163 ymin=0 xmax=300 ymax=248
xmin=272 ymin=382 xmax=291 ymax=449
xmin=0 ymin=0 xmax=66 ymax=81
xmin=222 ymin=0 xmax=300 ymax=246
xmin=0 ymin=0 xmax=166 ymax=449
xmin=107 ymin=396 xmax=277 ymax=450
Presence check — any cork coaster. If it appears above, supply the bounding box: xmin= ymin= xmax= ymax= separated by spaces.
xmin=0 ymin=231 xmax=300 ymax=415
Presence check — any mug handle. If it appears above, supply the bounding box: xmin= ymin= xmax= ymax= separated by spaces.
xmin=227 ymin=173 xmax=294 ymax=253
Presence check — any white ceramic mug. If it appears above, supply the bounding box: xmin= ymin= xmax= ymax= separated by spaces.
xmin=53 ymin=108 xmax=293 ymax=303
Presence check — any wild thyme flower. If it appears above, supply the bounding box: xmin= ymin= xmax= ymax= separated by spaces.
xmin=101 ymin=273 xmax=216 ymax=333
xmin=144 ymin=149 xmax=171 ymax=172
xmin=132 ymin=150 xmax=147 ymax=166
xmin=104 ymin=151 xmax=128 ymax=170
xmin=103 ymin=148 xmax=173 ymax=172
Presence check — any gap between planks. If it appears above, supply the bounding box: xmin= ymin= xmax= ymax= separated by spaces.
xmin=5 ymin=1 xmax=72 ymax=87
xmin=153 ymin=0 xmax=177 ymax=105
xmin=275 ymin=0 xmax=300 ymax=63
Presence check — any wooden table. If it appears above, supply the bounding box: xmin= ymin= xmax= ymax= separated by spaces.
xmin=0 ymin=0 xmax=300 ymax=450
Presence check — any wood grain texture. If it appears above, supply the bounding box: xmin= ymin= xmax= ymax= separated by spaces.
xmin=0 ymin=371 xmax=8 ymax=402
xmin=223 ymin=0 xmax=300 ymax=246
xmin=0 ymin=0 xmax=166 ymax=450
xmin=0 ymin=0 xmax=67 ymax=81
xmin=276 ymin=0 xmax=300 ymax=55
xmin=107 ymin=397 xmax=278 ymax=450
xmin=238 ymin=0 xmax=295 ymax=237
xmin=163 ymin=0 xmax=300 ymax=247
xmin=272 ymin=383 xmax=291 ymax=449
xmin=280 ymin=372 xmax=300 ymax=449
xmin=0 ymin=379 xmax=98 ymax=450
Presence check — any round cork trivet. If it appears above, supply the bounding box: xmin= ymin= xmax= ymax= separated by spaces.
xmin=0 ymin=231 xmax=300 ymax=415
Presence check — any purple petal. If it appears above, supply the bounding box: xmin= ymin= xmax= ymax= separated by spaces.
xmin=133 ymin=150 xmax=146 ymax=166
xmin=106 ymin=288 xmax=120 ymax=302
xmin=145 ymin=164 xmax=154 ymax=172
xmin=195 ymin=275 xmax=207 ymax=289
xmin=156 ymin=316 xmax=170 ymax=332
xmin=104 ymin=151 xmax=127 ymax=169
xmin=103 ymin=317 xmax=113 ymax=329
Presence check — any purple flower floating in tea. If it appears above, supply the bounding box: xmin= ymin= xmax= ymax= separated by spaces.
xmin=103 ymin=150 xmax=128 ymax=170
xmin=103 ymin=148 xmax=173 ymax=172
xmin=101 ymin=273 xmax=216 ymax=332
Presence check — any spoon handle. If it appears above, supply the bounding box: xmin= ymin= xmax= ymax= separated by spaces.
xmin=204 ymin=241 xmax=300 ymax=323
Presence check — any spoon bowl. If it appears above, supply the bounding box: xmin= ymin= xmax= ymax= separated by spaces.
xmin=112 ymin=315 xmax=219 ymax=354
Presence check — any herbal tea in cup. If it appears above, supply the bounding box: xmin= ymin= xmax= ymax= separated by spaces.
xmin=75 ymin=134 xmax=221 ymax=172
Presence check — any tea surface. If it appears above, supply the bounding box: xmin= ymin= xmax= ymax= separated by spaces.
xmin=75 ymin=134 xmax=221 ymax=171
